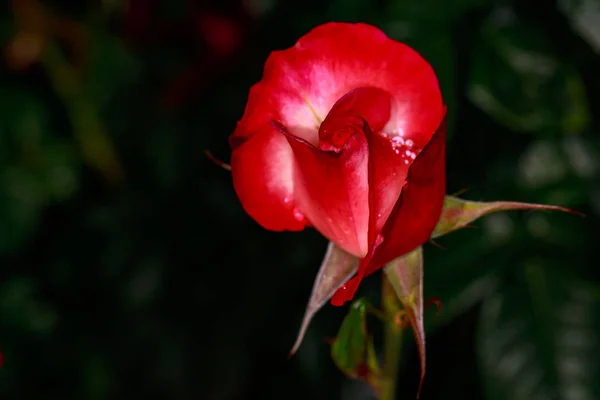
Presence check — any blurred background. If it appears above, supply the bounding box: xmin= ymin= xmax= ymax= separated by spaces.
xmin=0 ymin=0 xmax=599 ymax=399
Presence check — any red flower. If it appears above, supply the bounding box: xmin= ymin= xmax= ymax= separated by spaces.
xmin=230 ymin=23 xmax=446 ymax=305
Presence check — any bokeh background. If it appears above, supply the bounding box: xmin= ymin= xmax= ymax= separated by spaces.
xmin=1 ymin=0 xmax=599 ymax=399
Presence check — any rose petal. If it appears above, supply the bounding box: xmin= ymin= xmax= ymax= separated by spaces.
xmin=274 ymin=120 xmax=370 ymax=258
xmin=319 ymin=87 xmax=392 ymax=142
xmin=372 ymin=109 xmax=448 ymax=268
xmin=230 ymin=125 xmax=306 ymax=231
xmin=332 ymin=110 xmax=447 ymax=305
xmin=365 ymin=126 xmax=410 ymax=239
xmin=317 ymin=87 xmax=409 ymax=245
xmin=230 ymin=23 xmax=443 ymax=236
xmin=234 ymin=23 xmax=443 ymax=146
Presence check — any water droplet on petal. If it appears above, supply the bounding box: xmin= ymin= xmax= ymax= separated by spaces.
xmin=388 ymin=133 xmax=423 ymax=165
xmin=391 ymin=136 xmax=405 ymax=146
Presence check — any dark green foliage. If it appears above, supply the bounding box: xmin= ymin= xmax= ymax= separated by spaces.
xmin=0 ymin=0 xmax=598 ymax=399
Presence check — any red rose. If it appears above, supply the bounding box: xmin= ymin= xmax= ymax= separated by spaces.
xmin=230 ymin=22 xmax=447 ymax=305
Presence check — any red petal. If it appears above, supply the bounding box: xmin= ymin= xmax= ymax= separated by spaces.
xmin=233 ymin=23 xmax=442 ymax=147
xmin=274 ymin=87 xmax=413 ymax=258
xmin=287 ymin=23 xmax=442 ymax=146
xmin=319 ymin=87 xmax=392 ymax=146
xmin=331 ymin=123 xmax=413 ymax=303
xmin=230 ymin=22 xmax=444 ymax=253
xmin=275 ymin=120 xmax=370 ymax=258
xmin=366 ymin=127 xmax=411 ymax=238
xmin=317 ymin=87 xmax=409 ymax=240
xmin=372 ymin=109 xmax=448 ymax=269
xmin=332 ymin=110 xmax=447 ymax=305
xmin=230 ymin=125 xmax=306 ymax=231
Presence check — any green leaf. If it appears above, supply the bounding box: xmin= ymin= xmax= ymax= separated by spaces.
xmin=290 ymin=241 xmax=359 ymax=356
xmin=432 ymin=195 xmax=578 ymax=239
xmin=477 ymin=264 xmax=600 ymax=400
xmin=384 ymin=246 xmax=426 ymax=396
xmin=330 ymin=297 xmax=381 ymax=394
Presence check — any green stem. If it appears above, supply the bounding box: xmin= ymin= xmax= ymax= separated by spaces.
xmin=381 ymin=275 xmax=403 ymax=400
